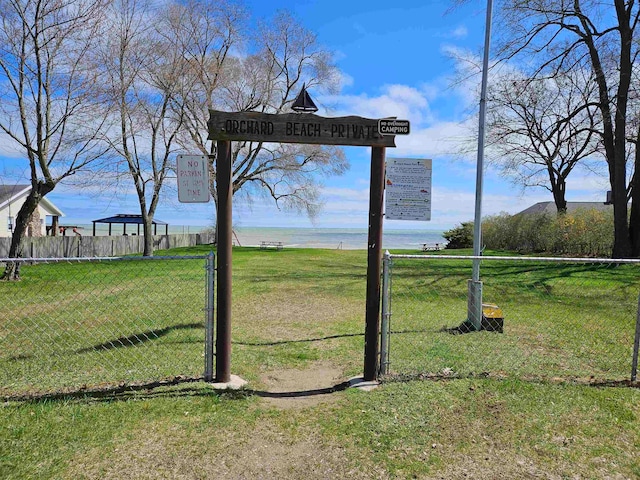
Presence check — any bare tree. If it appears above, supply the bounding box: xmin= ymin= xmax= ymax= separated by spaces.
xmin=0 ymin=0 xmax=109 ymax=279
xmin=176 ymin=10 xmax=348 ymax=219
xmin=495 ymin=0 xmax=640 ymax=257
xmin=173 ymin=0 xmax=244 ymax=163
xmin=96 ymin=0 xmax=193 ymax=256
xmin=486 ymin=70 xmax=601 ymax=213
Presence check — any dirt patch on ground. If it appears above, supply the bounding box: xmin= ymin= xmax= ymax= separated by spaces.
xmin=234 ymin=292 xmax=360 ymax=342
xmin=257 ymin=361 xmax=347 ymax=410
xmin=68 ymin=420 xmax=387 ymax=480
xmin=432 ymin=453 xmax=630 ymax=480
xmin=196 ymin=424 xmax=385 ymax=480
xmin=65 ymin=362 xmax=381 ymax=480
xmin=433 ymin=454 xmax=560 ymax=479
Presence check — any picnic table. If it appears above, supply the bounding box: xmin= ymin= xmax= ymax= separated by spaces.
xmin=422 ymin=243 xmax=443 ymax=252
xmin=260 ymin=241 xmax=284 ymax=250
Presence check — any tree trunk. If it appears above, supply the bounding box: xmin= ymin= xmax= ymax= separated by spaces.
xmin=1 ymin=214 xmax=29 ymax=280
xmin=1 ymin=183 xmax=53 ymax=280
xmin=132 ymin=187 xmax=154 ymax=257
xmin=630 ymin=129 xmax=640 ymax=256
xmin=630 ymin=185 xmax=640 ymax=257
xmin=142 ymin=215 xmax=154 ymax=257
xmin=611 ymin=145 xmax=632 ymax=258
xmin=552 ymin=177 xmax=567 ymax=213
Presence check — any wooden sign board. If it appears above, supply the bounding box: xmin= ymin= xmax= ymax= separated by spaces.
xmin=208 ymin=110 xmax=396 ymax=147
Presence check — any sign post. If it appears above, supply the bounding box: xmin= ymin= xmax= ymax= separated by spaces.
xmin=364 ymin=146 xmax=386 ymax=381
xmin=215 ymin=141 xmax=233 ymax=383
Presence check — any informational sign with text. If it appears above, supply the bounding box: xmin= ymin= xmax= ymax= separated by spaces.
xmin=177 ymin=155 xmax=210 ymax=203
xmin=385 ymin=158 xmax=432 ymax=221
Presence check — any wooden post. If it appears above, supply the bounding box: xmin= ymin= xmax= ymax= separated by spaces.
xmin=364 ymin=146 xmax=386 ymax=381
xmin=216 ymin=140 xmax=233 ymax=383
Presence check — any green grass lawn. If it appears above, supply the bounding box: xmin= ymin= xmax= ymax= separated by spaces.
xmin=387 ymin=255 xmax=638 ymax=381
xmin=1 ymin=246 xmax=639 ymax=479
xmin=1 ymin=257 xmax=207 ymax=394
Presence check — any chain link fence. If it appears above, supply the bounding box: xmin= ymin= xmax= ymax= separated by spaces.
xmin=381 ymin=254 xmax=640 ymax=384
xmin=1 ymin=255 xmax=214 ymax=398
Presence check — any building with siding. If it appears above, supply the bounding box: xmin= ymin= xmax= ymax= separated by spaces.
xmin=0 ymin=184 xmax=64 ymax=237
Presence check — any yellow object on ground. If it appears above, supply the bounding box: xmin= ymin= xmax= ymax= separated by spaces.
xmin=482 ymin=303 xmax=503 ymax=319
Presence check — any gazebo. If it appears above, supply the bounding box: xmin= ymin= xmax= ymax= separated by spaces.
xmin=92 ymin=214 xmax=168 ymax=236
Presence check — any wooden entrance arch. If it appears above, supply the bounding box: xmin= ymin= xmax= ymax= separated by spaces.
xmin=208 ymin=110 xmax=402 ymax=382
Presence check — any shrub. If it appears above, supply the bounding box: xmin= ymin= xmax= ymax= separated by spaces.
xmin=482 ymin=209 xmax=614 ymax=257
xmin=443 ymin=221 xmax=474 ymax=249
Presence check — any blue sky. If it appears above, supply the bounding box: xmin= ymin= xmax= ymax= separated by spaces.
xmin=0 ymin=0 xmax=610 ymax=231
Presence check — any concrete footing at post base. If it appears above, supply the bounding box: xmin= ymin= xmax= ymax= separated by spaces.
xmin=209 ymin=375 xmax=378 ymax=393
xmin=347 ymin=376 xmax=380 ymax=391
xmin=210 ymin=375 xmax=248 ymax=390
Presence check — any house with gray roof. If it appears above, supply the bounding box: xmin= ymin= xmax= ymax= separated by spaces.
xmin=516 ymin=201 xmax=613 ymax=216
xmin=0 ymin=184 xmax=64 ymax=237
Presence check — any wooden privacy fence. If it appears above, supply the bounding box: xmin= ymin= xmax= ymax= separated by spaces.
xmin=0 ymin=232 xmax=215 ymax=258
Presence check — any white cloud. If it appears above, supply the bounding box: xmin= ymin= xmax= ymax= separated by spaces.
xmin=385 ymin=85 xmax=429 ymax=108
xmin=317 ymin=79 xmax=479 ymax=170
xmin=394 ymin=119 xmax=476 ymax=158
xmin=321 ymin=84 xmax=434 ymax=125
xmin=448 ymin=25 xmax=468 ymax=39
xmin=419 ymin=79 xmax=448 ymax=103
xmin=428 ymin=185 xmax=548 ymax=226
xmin=319 ymin=186 xmax=370 ymax=224
xmin=337 ymin=71 xmax=354 ymax=89
xmin=565 ymin=174 xmax=609 ymax=195
xmin=323 ymin=186 xmax=370 ymax=202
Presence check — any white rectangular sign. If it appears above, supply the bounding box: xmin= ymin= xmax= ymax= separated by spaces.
xmin=177 ymin=155 xmax=210 ymax=203
xmin=385 ymin=158 xmax=432 ymax=221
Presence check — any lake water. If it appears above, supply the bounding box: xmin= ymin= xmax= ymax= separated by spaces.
xmin=233 ymin=227 xmax=446 ymax=251
xmin=82 ymin=223 xmax=446 ymax=251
